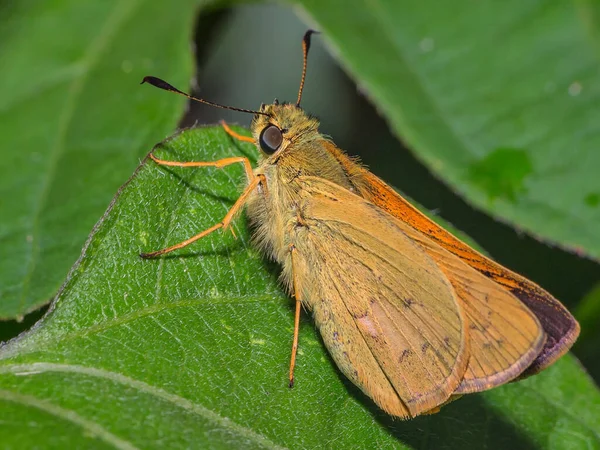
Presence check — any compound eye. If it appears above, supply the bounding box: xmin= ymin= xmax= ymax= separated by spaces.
xmin=259 ymin=125 xmax=283 ymax=154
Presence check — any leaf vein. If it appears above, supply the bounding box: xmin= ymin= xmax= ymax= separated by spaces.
xmin=0 ymin=363 xmax=285 ymax=449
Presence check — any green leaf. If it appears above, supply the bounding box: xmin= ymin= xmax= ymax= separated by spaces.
xmin=1 ymin=126 xmax=598 ymax=449
xmin=0 ymin=0 xmax=198 ymax=319
xmin=296 ymin=0 xmax=600 ymax=259
xmin=574 ymin=282 xmax=600 ymax=381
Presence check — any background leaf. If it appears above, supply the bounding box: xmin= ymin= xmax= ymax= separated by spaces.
xmin=575 ymin=282 xmax=600 ymax=381
xmin=0 ymin=0 xmax=198 ymax=319
xmin=0 ymin=127 xmax=598 ymax=449
xmin=297 ymin=0 xmax=600 ymax=259
xmin=1 ymin=1 xmax=599 ymax=448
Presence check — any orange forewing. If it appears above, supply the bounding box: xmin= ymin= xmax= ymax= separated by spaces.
xmin=324 ymin=141 xmax=579 ymax=377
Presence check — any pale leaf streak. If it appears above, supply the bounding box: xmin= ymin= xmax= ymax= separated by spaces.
xmin=96 ymin=332 xmax=167 ymax=364
xmin=0 ymin=363 xmax=285 ymax=449
xmin=181 ymin=256 xmax=216 ymax=296
xmin=105 ymin=278 xmax=118 ymax=320
xmin=153 ymin=164 xmax=199 ymax=303
xmin=150 ymin=316 xmax=187 ymax=359
xmin=0 ymin=64 xmax=85 ymax=114
xmin=190 ymin=310 xmax=211 ymax=358
xmin=0 ymin=295 xmax=281 ymax=360
xmin=0 ymin=389 xmax=139 ymax=450
xmin=18 ymin=0 xmax=143 ymax=313
xmin=222 ymin=233 xmax=242 ymax=297
xmin=99 ymin=303 xmax=109 ymax=322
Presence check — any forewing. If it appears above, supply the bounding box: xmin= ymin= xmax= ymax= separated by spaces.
xmin=289 ymin=177 xmax=469 ymax=417
xmin=350 ymin=163 xmax=578 ymax=376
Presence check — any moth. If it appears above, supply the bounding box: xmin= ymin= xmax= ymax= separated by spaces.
xmin=141 ymin=31 xmax=579 ymax=418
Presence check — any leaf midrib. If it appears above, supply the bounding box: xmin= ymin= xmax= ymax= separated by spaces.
xmin=0 ymin=362 xmax=286 ymax=450
xmin=0 ymin=294 xmax=284 ymax=360
xmin=0 ymin=389 xmax=138 ymax=450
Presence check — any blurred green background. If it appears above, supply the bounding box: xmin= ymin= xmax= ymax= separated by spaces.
xmin=0 ymin=1 xmax=599 ymax=448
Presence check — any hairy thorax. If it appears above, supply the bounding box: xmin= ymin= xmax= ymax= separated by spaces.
xmin=245 ymin=163 xmax=306 ymax=267
xmin=245 ymin=142 xmax=356 ymax=265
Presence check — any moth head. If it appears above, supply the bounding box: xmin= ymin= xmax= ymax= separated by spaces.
xmin=250 ymin=30 xmax=320 ymax=159
xmin=251 ymin=104 xmax=320 ymax=158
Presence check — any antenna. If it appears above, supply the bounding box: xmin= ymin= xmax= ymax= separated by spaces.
xmin=296 ymin=30 xmax=319 ymax=106
xmin=141 ymin=76 xmax=269 ymax=116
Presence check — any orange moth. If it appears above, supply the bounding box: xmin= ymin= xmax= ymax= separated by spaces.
xmin=140 ymin=31 xmax=579 ymax=418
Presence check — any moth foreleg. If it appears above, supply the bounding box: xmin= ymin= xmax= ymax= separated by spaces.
xmin=140 ymin=174 xmax=264 ymax=258
xmin=221 ymin=120 xmax=255 ymax=144
xmin=148 ymin=153 xmax=255 ymax=184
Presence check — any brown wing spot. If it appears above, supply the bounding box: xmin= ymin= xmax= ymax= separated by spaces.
xmin=399 ymin=349 xmax=412 ymax=363
xmin=403 ymin=298 xmax=414 ymax=308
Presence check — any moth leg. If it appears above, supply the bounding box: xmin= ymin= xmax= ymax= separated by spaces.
xmin=288 ymin=244 xmax=302 ymax=388
xmin=149 ymin=153 xmax=255 ymax=183
xmin=140 ymin=174 xmax=265 ymax=258
xmin=221 ymin=120 xmax=254 ymax=143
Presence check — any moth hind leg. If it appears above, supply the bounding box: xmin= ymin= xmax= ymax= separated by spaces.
xmin=288 ymin=244 xmax=303 ymax=388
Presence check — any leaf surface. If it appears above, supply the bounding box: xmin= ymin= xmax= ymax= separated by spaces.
xmin=1 ymin=127 xmax=598 ymax=449
xmin=0 ymin=0 xmax=198 ymax=318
